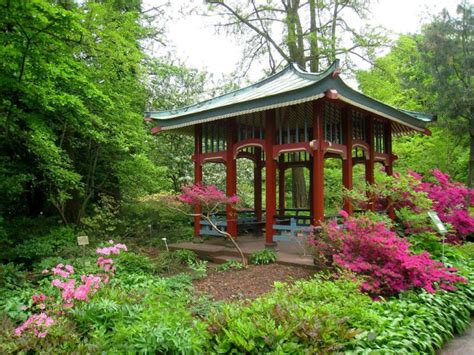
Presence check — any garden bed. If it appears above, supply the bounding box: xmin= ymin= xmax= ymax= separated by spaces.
xmin=194 ymin=264 xmax=315 ymax=301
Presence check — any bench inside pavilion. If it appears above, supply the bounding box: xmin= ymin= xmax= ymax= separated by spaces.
xmin=145 ymin=60 xmax=434 ymax=246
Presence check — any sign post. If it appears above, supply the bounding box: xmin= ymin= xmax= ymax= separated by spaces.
xmin=77 ymin=235 xmax=89 ymax=258
xmin=427 ymin=211 xmax=447 ymax=261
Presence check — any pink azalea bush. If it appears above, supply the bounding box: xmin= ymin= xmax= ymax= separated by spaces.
xmin=310 ymin=213 xmax=466 ymax=297
xmin=14 ymin=240 xmax=127 ymax=339
xmin=348 ymin=169 xmax=474 ymax=243
xmin=414 ymin=170 xmax=474 ymax=240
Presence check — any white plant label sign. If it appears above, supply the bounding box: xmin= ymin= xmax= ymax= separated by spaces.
xmin=427 ymin=211 xmax=447 ymax=234
xmin=77 ymin=235 xmax=89 ymax=246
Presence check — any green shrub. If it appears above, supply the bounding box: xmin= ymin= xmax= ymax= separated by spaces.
xmin=346 ymin=283 xmax=474 ymax=353
xmin=118 ymin=196 xmax=193 ymax=244
xmin=0 ymin=263 xmax=28 ymax=290
xmin=80 ymin=194 xmax=121 ymax=241
xmin=215 ymin=260 xmax=244 ymax=272
xmin=188 ymin=260 xmax=208 ymax=279
xmin=206 ymin=276 xmax=377 ymax=353
xmin=71 ymin=275 xmax=210 ymax=353
xmin=151 ymin=250 xmax=198 ymax=275
xmin=173 ymin=249 xmax=197 ymax=265
xmin=114 ymin=252 xmax=155 ymax=274
xmin=249 ymin=249 xmax=277 ymax=265
xmin=10 ymin=226 xmax=77 ymax=261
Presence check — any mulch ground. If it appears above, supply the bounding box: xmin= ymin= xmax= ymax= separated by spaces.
xmin=194 ymin=264 xmax=316 ymax=301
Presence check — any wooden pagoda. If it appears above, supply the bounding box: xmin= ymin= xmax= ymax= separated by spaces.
xmin=145 ymin=60 xmax=434 ymax=246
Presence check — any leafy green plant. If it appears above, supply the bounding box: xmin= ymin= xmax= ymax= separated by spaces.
xmin=118 ymin=197 xmax=194 ymax=245
xmin=215 ymin=260 xmax=244 ymax=272
xmin=114 ymin=252 xmax=155 ymax=275
xmin=346 ymin=282 xmax=474 ymax=353
xmin=11 ymin=226 xmax=77 ymax=261
xmin=80 ymin=194 xmax=121 ymax=241
xmin=0 ymin=263 xmax=29 ymax=290
xmin=206 ymin=276 xmax=377 ymax=353
xmin=249 ymin=249 xmax=277 ymax=265
xmin=173 ymin=249 xmax=197 ymax=265
xmin=188 ymin=260 xmax=208 ymax=279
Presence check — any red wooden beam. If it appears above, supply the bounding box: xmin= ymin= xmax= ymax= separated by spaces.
xmin=226 ymin=119 xmax=238 ymax=238
xmin=272 ymin=142 xmax=312 ymax=159
xmin=194 ymin=125 xmax=203 ymax=237
xmin=342 ymin=108 xmax=353 ymax=214
xmin=312 ymin=100 xmax=325 ymax=224
xmin=151 ymin=126 xmax=161 ymax=135
xmin=386 ymin=122 xmax=396 ymax=219
xmin=254 ymin=147 xmax=262 ymax=222
xmin=366 ymin=116 xmax=375 ymax=211
xmin=265 ymin=109 xmax=277 ymax=246
xmin=278 ymin=160 xmax=285 ymax=216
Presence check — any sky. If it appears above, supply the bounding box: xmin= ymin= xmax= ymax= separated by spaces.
xmin=152 ymin=0 xmax=459 ymax=81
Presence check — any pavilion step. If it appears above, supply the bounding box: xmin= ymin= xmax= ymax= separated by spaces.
xmin=210 ymin=254 xmax=243 ymax=264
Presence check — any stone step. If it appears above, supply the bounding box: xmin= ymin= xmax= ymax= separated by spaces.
xmin=211 ymin=254 xmax=243 ymax=264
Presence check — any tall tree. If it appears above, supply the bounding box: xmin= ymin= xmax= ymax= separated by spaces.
xmin=357 ymin=31 xmax=470 ymax=183
xmin=0 ymin=0 xmax=165 ymax=224
xmin=205 ymin=0 xmax=387 ymax=208
xmin=417 ymin=2 xmax=473 ymax=186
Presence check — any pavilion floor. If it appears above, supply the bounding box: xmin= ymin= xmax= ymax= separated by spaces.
xmin=169 ymin=234 xmax=315 ymax=268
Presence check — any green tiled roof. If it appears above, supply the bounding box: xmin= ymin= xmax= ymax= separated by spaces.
xmin=145 ymin=60 xmax=435 ymax=132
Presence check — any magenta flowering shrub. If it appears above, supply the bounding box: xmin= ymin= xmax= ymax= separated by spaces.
xmin=414 ymin=170 xmax=474 ymax=240
xmin=178 ymin=183 xmax=248 ymax=266
xmin=14 ymin=240 xmax=127 ymax=339
xmin=349 ymin=169 xmax=474 ymax=243
xmin=310 ymin=214 xmax=466 ymax=297
xmin=178 ymin=183 xmax=239 ymax=210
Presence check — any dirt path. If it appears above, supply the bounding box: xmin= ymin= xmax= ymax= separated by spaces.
xmin=440 ymin=321 xmax=474 ymax=354
xmin=194 ymin=264 xmax=315 ymax=301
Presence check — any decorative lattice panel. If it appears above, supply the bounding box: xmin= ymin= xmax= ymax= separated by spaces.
xmin=202 ymin=122 xmax=227 ymax=153
xmin=352 ymin=110 xmax=367 ymax=141
xmin=237 ymin=112 xmax=265 ymax=141
xmin=277 ymin=102 xmax=313 ymax=144
xmin=374 ymin=120 xmax=386 ymax=153
xmin=324 ymin=102 xmax=343 ymax=144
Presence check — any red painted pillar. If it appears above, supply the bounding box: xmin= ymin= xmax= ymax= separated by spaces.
xmin=226 ymin=120 xmax=238 ymax=238
xmin=194 ymin=125 xmax=203 ymax=237
xmin=278 ymin=162 xmax=285 ymax=216
xmin=265 ymin=109 xmax=277 ymax=246
xmin=386 ymin=121 xmax=393 ymax=176
xmin=385 ymin=122 xmax=396 ymax=219
xmin=342 ymin=108 xmax=353 ymax=214
xmin=312 ymin=100 xmax=325 ymax=224
xmin=366 ymin=116 xmax=375 ymax=211
xmin=254 ymin=147 xmax=262 ymax=222
xmin=309 ymin=160 xmax=314 ymax=218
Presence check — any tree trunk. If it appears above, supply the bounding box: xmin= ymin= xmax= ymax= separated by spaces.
xmin=309 ymin=0 xmax=319 ymax=72
xmin=291 ymin=167 xmax=308 ymax=208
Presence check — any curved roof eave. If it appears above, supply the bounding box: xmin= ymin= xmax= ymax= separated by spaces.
xmin=145 ymin=60 xmax=434 ymax=132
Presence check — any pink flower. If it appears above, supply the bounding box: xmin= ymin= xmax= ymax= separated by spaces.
xmin=52 ymin=279 xmax=63 ymax=287
xmin=32 ymin=294 xmax=47 ymax=304
xmin=339 ymin=209 xmax=349 ymax=219
xmin=41 ymin=269 xmax=49 ymax=274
